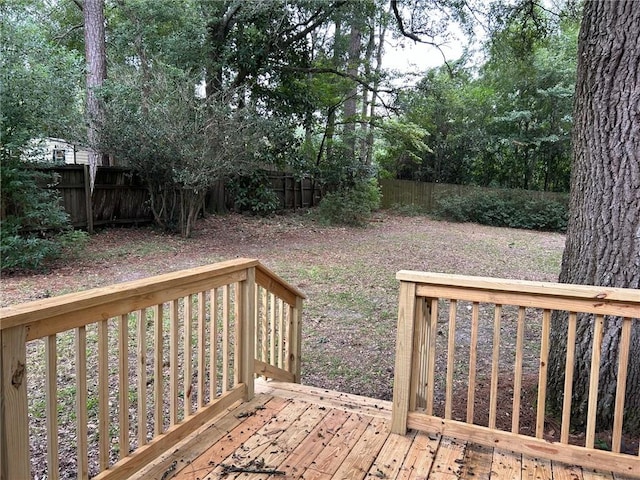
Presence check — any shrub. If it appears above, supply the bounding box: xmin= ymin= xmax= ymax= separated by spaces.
xmin=316 ymin=179 xmax=382 ymax=227
xmin=228 ymin=171 xmax=280 ymax=216
xmin=434 ymin=191 xmax=568 ymax=232
xmin=0 ymin=159 xmax=86 ymax=271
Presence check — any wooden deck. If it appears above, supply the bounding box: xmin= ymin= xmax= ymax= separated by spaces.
xmin=132 ymin=381 xmax=633 ymax=480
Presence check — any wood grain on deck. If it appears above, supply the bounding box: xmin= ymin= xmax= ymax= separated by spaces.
xmin=132 ymin=381 xmax=635 ymax=480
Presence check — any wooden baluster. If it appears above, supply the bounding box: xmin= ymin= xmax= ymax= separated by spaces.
xmin=170 ymin=300 xmax=179 ymax=425
xmin=284 ymin=303 xmax=291 ymax=373
xmin=137 ymin=309 xmax=147 ymax=447
xmin=467 ymin=302 xmax=480 ymax=424
xmin=444 ymin=300 xmax=457 ymax=420
xmin=612 ymin=317 xmax=631 ymax=453
xmin=512 ymin=307 xmax=525 ymax=434
xmin=536 ymin=309 xmax=551 ymax=439
xmin=586 ymin=314 xmax=604 ymax=448
xmin=410 ymin=298 xmax=425 ymax=411
xmin=425 ymin=298 xmax=438 ymax=416
xmin=261 ymin=288 xmax=268 ymax=365
xmin=234 ymin=283 xmax=240 ymax=387
xmin=153 ymin=304 xmax=164 ymax=436
xmin=269 ymin=293 xmax=276 ymax=366
xmin=46 ymin=334 xmax=59 ymax=479
xmin=489 ymin=304 xmax=502 ymax=429
xmin=210 ymin=288 xmax=218 ymax=400
xmin=277 ymin=298 xmax=284 ymax=369
xmin=118 ymin=314 xmax=129 ymax=458
xmin=76 ymin=326 xmax=88 ymax=480
xmin=254 ymin=286 xmax=260 ymax=360
xmin=98 ymin=320 xmax=109 ymax=471
xmin=222 ymin=285 xmax=230 ymax=393
xmin=561 ymin=312 xmax=577 ymax=443
xmin=184 ymin=295 xmax=193 ymax=417
xmin=197 ymin=292 xmax=206 ymax=409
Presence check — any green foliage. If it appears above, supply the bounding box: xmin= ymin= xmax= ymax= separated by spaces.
xmin=434 ymin=191 xmax=568 ymax=232
xmin=377 ymin=118 xmax=432 ymax=180
xmin=0 ymin=159 xmax=85 ymax=271
xmin=316 ymin=179 xmax=381 ymax=227
xmin=228 ymin=171 xmax=280 ymax=216
xmin=1 ymin=1 xmax=84 ymax=158
xmin=386 ymin=4 xmax=578 ymax=193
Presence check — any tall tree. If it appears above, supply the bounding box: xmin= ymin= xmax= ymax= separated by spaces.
xmin=547 ymin=1 xmax=640 ymax=432
xmin=84 ymin=0 xmax=108 ymax=181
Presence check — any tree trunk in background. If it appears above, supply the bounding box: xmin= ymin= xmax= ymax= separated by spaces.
xmin=359 ymin=26 xmax=374 ymax=164
xmin=324 ymin=21 xmax=342 ymax=168
xmin=365 ymin=7 xmax=389 ymax=166
xmin=205 ymin=1 xmax=241 ymax=98
xmin=343 ymin=24 xmax=361 ymax=164
xmin=547 ymin=1 xmax=640 ymax=433
xmin=84 ymin=0 xmax=108 ymax=187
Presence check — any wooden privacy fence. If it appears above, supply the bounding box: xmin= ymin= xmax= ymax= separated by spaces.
xmin=0 ymin=258 xmax=304 ymax=480
xmin=390 ymin=271 xmax=640 ymax=476
xmin=379 ymin=178 xmax=569 ymax=212
xmin=42 ymin=166 xmax=322 ymax=231
xmin=45 ymin=165 xmax=152 ymax=232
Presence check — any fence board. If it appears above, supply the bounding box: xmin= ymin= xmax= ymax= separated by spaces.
xmin=379 ymin=178 xmax=568 ymax=211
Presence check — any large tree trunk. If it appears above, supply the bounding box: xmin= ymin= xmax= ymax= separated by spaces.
xmin=547 ymin=0 xmax=640 ymax=434
xmin=84 ymin=0 xmax=108 ymax=185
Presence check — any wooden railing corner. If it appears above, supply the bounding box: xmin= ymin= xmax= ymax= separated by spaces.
xmin=390 ymin=281 xmax=417 ymax=435
xmin=239 ymin=266 xmax=256 ymax=400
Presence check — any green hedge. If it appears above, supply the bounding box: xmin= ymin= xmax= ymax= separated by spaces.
xmin=434 ymin=191 xmax=568 ymax=232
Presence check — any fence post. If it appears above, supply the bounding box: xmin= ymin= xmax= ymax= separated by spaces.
xmin=238 ymin=267 xmax=256 ymax=400
xmin=391 ymin=281 xmax=417 ymax=435
xmin=1 ymin=325 xmax=30 ymax=479
xmin=82 ymin=165 xmax=94 ymax=233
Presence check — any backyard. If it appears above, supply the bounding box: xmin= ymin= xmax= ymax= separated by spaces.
xmin=1 ymin=211 xmax=565 ymax=402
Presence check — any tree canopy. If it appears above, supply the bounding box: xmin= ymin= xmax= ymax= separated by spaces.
xmin=2 ymin=0 xmax=580 ymax=238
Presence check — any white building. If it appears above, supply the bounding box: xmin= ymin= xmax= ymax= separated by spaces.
xmin=24 ymin=138 xmax=91 ymax=164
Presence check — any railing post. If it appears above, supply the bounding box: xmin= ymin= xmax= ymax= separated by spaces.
xmin=288 ymin=297 xmax=303 ymax=383
xmin=391 ymin=281 xmax=417 ymax=435
xmin=1 ymin=325 xmax=30 ymax=479
xmin=238 ymin=267 xmax=256 ymax=400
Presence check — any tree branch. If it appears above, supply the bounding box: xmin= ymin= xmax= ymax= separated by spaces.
xmin=54 ymin=24 xmax=84 ymax=42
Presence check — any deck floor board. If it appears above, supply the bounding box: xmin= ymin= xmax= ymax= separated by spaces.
xmin=130 ymin=382 xmax=634 ymax=480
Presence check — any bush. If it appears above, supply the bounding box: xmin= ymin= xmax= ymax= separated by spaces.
xmin=0 ymin=158 xmax=87 ymax=271
xmin=434 ymin=191 xmax=568 ymax=232
xmin=228 ymin=171 xmax=280 ymax=216
xmin=316 ymin=179 xmax=382 ymax=227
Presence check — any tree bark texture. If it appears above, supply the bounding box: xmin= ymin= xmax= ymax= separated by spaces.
xmin=547 ymin=0 xmax=640 ymax=434
xmin=84 ymin=0 xmax=108 ymax=181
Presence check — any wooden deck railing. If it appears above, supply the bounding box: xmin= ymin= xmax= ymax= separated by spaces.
xmin=0 ymin=258 xmax=304 ymax=480
xmin=391 ymin=271 xmax=640 ymax=476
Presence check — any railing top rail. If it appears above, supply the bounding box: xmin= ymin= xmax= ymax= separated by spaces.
xmin=0 ymin=258 xmax=261 ymax=332
xmin=255 ymin=262 xmax=306 ymax=303
xmin=397 ymin=270 xmax=640 ymax=305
